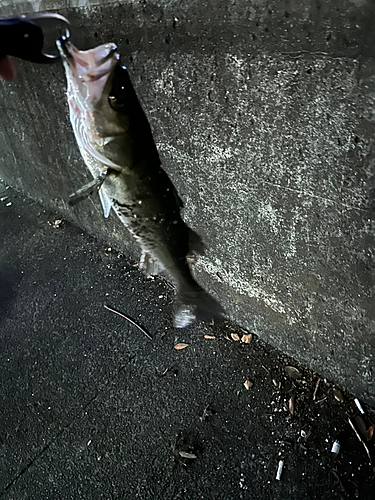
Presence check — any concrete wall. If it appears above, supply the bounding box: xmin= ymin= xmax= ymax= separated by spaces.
xmin=0 ymin=0 xmax=374 ymax=405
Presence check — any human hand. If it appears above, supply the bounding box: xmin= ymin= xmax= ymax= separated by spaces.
xmin=0 ymin=56 xmax=15 ymax=80
xmin=0 ymin=13 xmax=69 ymax=81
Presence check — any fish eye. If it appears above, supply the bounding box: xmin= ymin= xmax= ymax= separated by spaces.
xmin=109 ymin=95 xmax=125 ymax=111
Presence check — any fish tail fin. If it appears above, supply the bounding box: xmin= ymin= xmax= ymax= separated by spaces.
xmin=174 ymin=286 xmax=225 ymax=328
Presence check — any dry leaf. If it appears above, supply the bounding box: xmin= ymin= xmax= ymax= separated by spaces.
xmin=289 ymin=396 xmax=294 ymax=415
xmin=355 ymin=417 xmax=374 ymax=442
xmin=241 ymin=334 xmax=252 ymax=343
xmin=366 ymin=425 xmax=374 ymax=441
xmin=348 ymin=417 xmax=373 ymax=465
xmin=204 ymin=335 xmax=215 ymax=340
xmin=333 ymin=388 xmax=344 ymax=402
xmin=244 ymin=380 xmax=253 ymax=390
xmin=231 ymin=333 xmax=240 ymax=341
xmin=174 ymin=343 xmax=189 ymax=350
xmin=285 ymin=366 xmax=301 ymax=379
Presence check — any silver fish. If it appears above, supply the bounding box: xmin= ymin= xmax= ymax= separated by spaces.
xmin=57 ymin=37 xmax=224 ymax=328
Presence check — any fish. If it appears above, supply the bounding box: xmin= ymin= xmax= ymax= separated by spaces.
xmin=56 ymin=37 xmax=225 ymax=328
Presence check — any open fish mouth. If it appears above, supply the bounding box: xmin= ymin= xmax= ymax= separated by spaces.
xmin=56 ymin=36 xmax=120 ymax=99
xmin=56 ymin=37 xmax=120 ymax=105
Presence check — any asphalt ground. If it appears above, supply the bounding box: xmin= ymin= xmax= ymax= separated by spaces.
xmin=0 ymin=184 xmax=374 ymax=500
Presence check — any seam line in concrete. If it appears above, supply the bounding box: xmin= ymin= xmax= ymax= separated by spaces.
xmin=263 ymin=181 xmax=369 ymax=212
xmin=0 ymin=361 xmax=132 ymax=496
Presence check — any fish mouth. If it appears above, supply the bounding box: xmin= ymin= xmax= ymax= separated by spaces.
xmin=56 ymin=36 xmax=119 ymax=82
xmin=57 ymin=37 xmax=120 ymax=102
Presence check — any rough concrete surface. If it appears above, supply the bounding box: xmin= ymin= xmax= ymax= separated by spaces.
xmin=0 ymin=0 xmax=374 ymax=405
xmin=1 ymin=185 xmax=375 ymax=499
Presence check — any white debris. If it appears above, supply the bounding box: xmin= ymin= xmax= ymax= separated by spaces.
xmin=276 ymin=460 xmax=283 ymax=480
xmin=354 ymin=398 xmax=365 ymax=414
xmin=331 ymin=440 xmax=340 ymax=456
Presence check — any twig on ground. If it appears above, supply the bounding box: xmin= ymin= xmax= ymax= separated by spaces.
xmin=354 ymin=398 xmax=365 ymax=414
xmin=104 ymin=305 xmax=152 ymax=340
xmin=348 ymin=418 xmax=374 ymax=470
xmin=313 ymin=378 xmax=321 ymax=401
xmin=314 ymin=396 xmax=327 ymax=405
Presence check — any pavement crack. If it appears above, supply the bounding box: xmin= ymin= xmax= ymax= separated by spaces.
xmin=263 ymin=180 xmax=369 ymax=212
xmin=1 ymin=421 xmax=73 ymax=495
xmin=0 ymin=362 xmax=131 ymax=497
xmin=277 ymin=50 xmax=360 ymax=61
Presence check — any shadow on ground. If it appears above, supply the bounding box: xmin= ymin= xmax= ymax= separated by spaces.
xmin=0 ymin=266 xmax=22 ymax=326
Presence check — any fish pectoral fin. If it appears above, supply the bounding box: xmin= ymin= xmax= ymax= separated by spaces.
xmin=98 ymin=189 xmax=112 ymax=218
xmin=139 ymin=252 xmax=164 ymax=276
xmin=68 ymin=174 xmax=106 ymax=205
